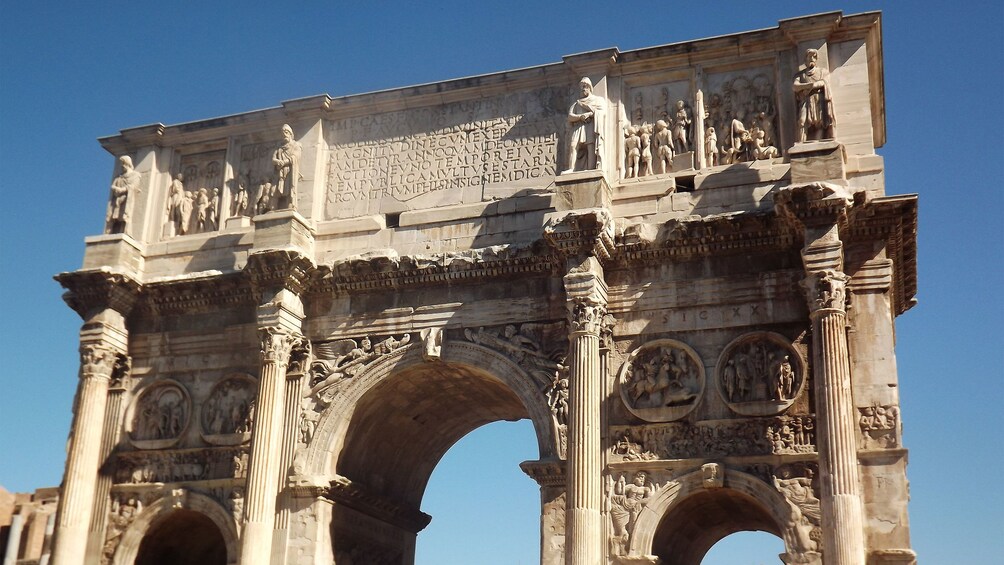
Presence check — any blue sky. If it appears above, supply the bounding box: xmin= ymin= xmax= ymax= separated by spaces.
xmin=1 ymin=1 xmax=1001 ymax=563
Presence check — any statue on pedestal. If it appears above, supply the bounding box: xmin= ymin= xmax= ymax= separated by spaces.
xmin=105 ymin=155 xmax=141 ymax=234
xmin=793 ymin=49 xmax=834 ymax=142
xmin=565 ymin=77 xmax=605 ymax=172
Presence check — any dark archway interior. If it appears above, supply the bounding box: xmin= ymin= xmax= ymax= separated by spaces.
xmin=337 ymin=362 xmax=530 ymax=508
xmin=135 ymin=509 xmax=226 ymax=565
xmin=652 ymin=489 xmax=782 ymax=565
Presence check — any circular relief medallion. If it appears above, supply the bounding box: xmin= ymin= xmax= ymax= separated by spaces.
xmin=715 ymin=332 xmax=806 ymax=416
xmin=618 ymin=339 xmax=705 ymax=422
xmin=200 ymin=373 xmax=257 ymax=446
xmin=127 ymin=380 xmax=191 ymax=449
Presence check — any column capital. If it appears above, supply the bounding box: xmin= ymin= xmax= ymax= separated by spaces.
xmin=79 ymin=344 xmax=120 ymax=380
xmin=801 ymin=269 xmax=849 ymax=316
xmin=55 ymin=269 xmax=141 ymax=321
xmin=259 ymin=327 xmax=303 ymax=367
xmin=519 ymin=458 xmax=566 ymax=488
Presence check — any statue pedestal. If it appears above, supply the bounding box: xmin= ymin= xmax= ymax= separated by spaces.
xmin=251 ymin=210 xmax=315 ymax=254
xmin=789 ymin=140 xmax=846 ymax=184
xmin=554 ymin=169 xmax=611 ymax=212
xmin=82 ymin=233 xmax=144 ymax=277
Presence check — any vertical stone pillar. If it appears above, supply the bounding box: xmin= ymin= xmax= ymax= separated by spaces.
xmin=520 ymin=460 xmax=567 ymax=565
xmin=50 ymin=344 xmax=119 ymax=565
xmin=544 ymin=210 xmax=613 ymax=565
xmin=776 ymin=183 xmax=865 ymax=565
xmin=803 ymin=268 xmax=865 ymax=565
xmin=86 ymin=359 xmax=129 ymax=563
xmin=240 ymin=327 xmax=297 ymax=565
xmin=3 ymin=510 xmax=25 ymax=565
xmin=272 ymin=342 xmax=311 ymax=563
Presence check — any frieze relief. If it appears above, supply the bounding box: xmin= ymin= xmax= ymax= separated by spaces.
xmin=716 ymin=332 xmax=807 ymax=417
xmin=610 ymin=415 xmax=816 ymax=461
xmin=623 ymin=80 xmax=693 ymax=176
xmin=126 ymin=380 xmax=191 ymax=449
xmin=618 ymin=339 xmax=704 ymax=422
xmin=704 ymin=67 xmax=781 ymax=165
xmin=114 ymin=447 xmax=249 ymax=485
xmin=858 ymin=403 xmax=900 ymax=448
xmin=163 ymin=150 xmax=225 ymax=238
xmin=200 ymin=373 xmax=257 ymax=446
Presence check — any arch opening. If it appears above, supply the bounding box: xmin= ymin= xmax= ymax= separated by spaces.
xmin=327 ymin=355 xmax=549 ymax=563
xmin=702 ymin=530 xmax=785 ymax=564
xmin=134 ymin=509 xmax=226 ymax=565
xmin=652 ymin=489 xmax=782 ymax=565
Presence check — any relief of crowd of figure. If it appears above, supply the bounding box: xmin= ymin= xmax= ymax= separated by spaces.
xmin=721 ymin=339 xmax=798 ymax=403
xmin=202 ymin=378 xmax=256 ymax=436
xmin=626 ymin=415 xmax=815 ymax=460
xmin=132 ymin=386 xmax=188 ymax=441
xmin=114 ymin=448 xmax=248 ymax=485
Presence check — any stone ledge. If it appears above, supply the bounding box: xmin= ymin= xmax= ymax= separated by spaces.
xmin=315 ymin=214 xmax=386 ymax=235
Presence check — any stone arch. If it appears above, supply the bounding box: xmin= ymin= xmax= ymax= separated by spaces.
xmin=301 ymin=339 xmax=558 ymax=481
xmin=113 ymin=491 xmax=239 ymax=565
xmin=629 ymin=469 xmax=802 ymax=564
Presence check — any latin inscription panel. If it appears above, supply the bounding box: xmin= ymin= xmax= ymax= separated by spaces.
xmin=324 ymin=87 xmax=568 ymax=219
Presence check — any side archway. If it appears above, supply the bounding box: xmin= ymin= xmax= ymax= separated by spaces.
xmin=629 ymin=469 xmax=800 ymax=564
xmin=112 ymin=491 xmax=239 ymax=565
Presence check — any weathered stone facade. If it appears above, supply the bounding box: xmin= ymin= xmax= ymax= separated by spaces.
xmin=50 ymin=11 xmax=916 ymax=565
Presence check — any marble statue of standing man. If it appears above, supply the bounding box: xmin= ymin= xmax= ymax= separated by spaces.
xmin=793 ymin=48 xmax=834 ymax=142
xmin=105 ymin=155 xmax=141 ymax=234
xmin=273 ymin=124 xmax=302 ymax=210
xmin=565 ymin=77 xmax=605 ymax=172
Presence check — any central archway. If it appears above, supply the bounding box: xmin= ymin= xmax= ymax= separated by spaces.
xmin=135 ymin=509 xmax=226 ymax=565
xmin=301 ymin=341 xmax=559 ymax=564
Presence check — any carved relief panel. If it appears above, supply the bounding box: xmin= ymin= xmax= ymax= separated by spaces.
xmin=623 ymin=79 xmax=693 ymax=176
xmin=715 ymin=332 xmax=806 ymax=416
xmin=200 ymin=373 xmax=257 ymax=446
xmin=163 ymin=150 xmax=226 ymax=238
xmin=618 ymin=339 xmax=704 ymax=422
xmin=237 ymin=136 xmax=286 ymax=216
xmin=126 ymin=380 xmax=191 ymax=449
xmin=703 ymin=65 xmax=781 ymax=165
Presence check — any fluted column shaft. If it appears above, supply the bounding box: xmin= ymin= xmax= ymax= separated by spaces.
xmin=805 ymin=270 xmax=865 ymax=565
xmin=567 ymin=319 xmax=602 ymax=565
xmin=86 ymin=378 xmax=126 ymax=562
xmin=240 ymin=328 xmax=296 ymax=565
xmin=271 ymin=351 xmax=308 ymax=563
xmin=50 ymin=345 xmax=118 ymax=565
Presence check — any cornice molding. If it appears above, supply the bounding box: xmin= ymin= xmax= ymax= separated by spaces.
xmin=55 ymin=268 xmax=142 ymax=320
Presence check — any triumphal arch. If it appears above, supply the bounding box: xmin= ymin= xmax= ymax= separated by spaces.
xmin=49 ymin=11 xmax=917 ymax=565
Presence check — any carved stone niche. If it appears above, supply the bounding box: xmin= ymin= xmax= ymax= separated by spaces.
xmin=126 ymin=380 xmax=191 ymax=450
xmin=200 ymin=373 xmax=257 ymax=446
xmin=618 ymin=339 xmax=704 ymax=422
xmin=715 ymin=332 xmax=805 ymax=417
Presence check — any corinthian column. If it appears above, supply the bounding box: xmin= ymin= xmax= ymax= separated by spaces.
xmin=803 ymin=269 xmax=865 ymax=565
xmin=240 ymin=327 xmax=298 ymax=565
xmin=564 ymin=257 xmax=607 ymax=565
xmin=86 ymin=358 xmax=129 ymax=563
xmin=271 ymin=341 xmax=311 ymax=563
xmin=50 ymin=344 xmax=119 ymax=565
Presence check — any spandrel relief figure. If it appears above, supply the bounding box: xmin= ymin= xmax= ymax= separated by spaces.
xmin=608 ymin=472 xmax=656 ymax=556
xmin=655 ymin=119 xmax=673 ymax=173
xmin=105 ymin=155 xmax=141 ymax=234
xmin=565 ymin=77 xmax=605 ymax=172
xmin=546 ymin=373 xmax=569 ymax=426
xmin=624 ymin=126 xmax=641 ymax=178
xmin=793 ymin=48 xmax=834 ymax=142
xmin=774 ymin=473 xmax=821 ymax=554
xmin=671 ymin=100 xmax=692 ymax=153
xmin=273 ymin=123 xmax=302 ymax=210
xmin=464 ymin=323 xmax=566 ymax=390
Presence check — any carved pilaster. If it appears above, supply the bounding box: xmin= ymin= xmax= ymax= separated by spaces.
xmin=86 ymin=355 xmax=130 ymax=563
xmin=240 ymin=327 xmax=303 ymax=565
xmin=273 ymin=338 xmax=311 ymax=562
xmin=521 ymin=460 xmax=567 ymax=565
